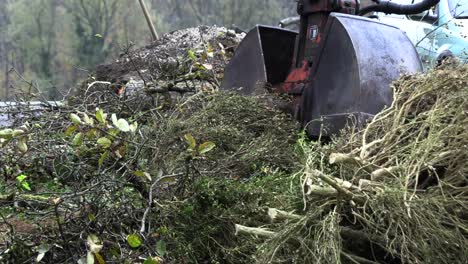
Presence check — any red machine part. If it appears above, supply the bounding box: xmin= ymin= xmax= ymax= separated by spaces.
xmin=277 ymin=0 xmax=359 ymax=102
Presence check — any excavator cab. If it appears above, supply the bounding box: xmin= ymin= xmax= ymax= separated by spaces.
xmin=222 ymin=0 xmax=440 ymax=137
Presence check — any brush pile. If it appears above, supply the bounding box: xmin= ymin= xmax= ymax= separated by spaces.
xmin=0 ymin=26 xmax=299 ymax=263
xmin=1 ymin=23 xmax=467 ymax=263
xmin=238 ymin=64 xmax=468 ymax=263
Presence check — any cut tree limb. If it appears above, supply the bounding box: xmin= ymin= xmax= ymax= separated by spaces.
xmin=309 ymin=169 xmax=366 ymax=204
xmin=329 ymin=153 xmax=376 ymax=173
xmin=307 ymin=185 xmax=338 ymax=196
xmin=370 ymin=166 xmax=400 ymax=181
xmin=235 ymin=224 xmax=276 ymax=238
xmin=0 ymin=193 xmax=52 ymax=204
xmin=329 ymin=153 xmax=362 ymax=166
xmin=268 ymin=208 xmax=302 ymax=222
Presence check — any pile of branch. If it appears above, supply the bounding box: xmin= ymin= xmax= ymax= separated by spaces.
xmin=0 ymin=92 xmax=297 ymax=263
xmin=235 ymin=64 xmax=468 ymax=263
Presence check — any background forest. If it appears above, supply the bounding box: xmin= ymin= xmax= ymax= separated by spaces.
xmin=0 ymin=0 xmax=295 ymax=100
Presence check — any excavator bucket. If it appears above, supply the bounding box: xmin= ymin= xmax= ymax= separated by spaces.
xmin=222 ymin=13 xmax=422 ymax=136
xmin=301 ymin=13 xmax=422 ymax=135
xmin=221 ymin=26 xmax=297 ymax=94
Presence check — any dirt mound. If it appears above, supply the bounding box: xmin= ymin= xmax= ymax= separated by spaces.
xmin=95 ymin=26 xmax=244 ymax=83
xmin=69 ymin=26 xmax=245 ymax=116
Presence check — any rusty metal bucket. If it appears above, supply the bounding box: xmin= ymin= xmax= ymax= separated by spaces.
xmin=221 ymin=25 xmax=297 ymax=94
xmin=300 ymin=13 xmax=423 ymax=135
xmin=221 ymin=14 xmax=423 ymax=137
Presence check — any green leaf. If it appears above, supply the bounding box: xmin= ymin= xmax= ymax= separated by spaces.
xmin=112 ymin=114 xmax=130 ymax=132
xmin=0 ymin=129 xmax=13 ymax=139
xmin=159 ymin=175 xmax=177 ymax=184
xmin=70 ymin=113 xmax=82 ymax=125
xmin=94 ymin=252 xmax=105 ymax=264
xmin=73 ymin=132 xmax=84 ymax=147
xmin=17 ymin=137 xmax=28 ymax=153
xmin=134 ymin=170 xmax=152 ymax=181
xmin=97 ymin=137 xmax=112 ymax=149
xmin=115 ymin=119 xmax=130 ymax=132
xmin=198 ymin=141 xmax=215 ymax=155
xmin=156 ymin=240 xmax=167 ymax=256
xmin=127 ymin=233 xmax=142 ymax=248
xmin=88 ymin=213 xmax=96 ymax=222
xmin=129 ymin=121 xmax=138 ymax=133
xmin=65 ymin=125 xmax=78 ymax=136
xmin=187 ymin=49 xmax=197 ymax=60
xmin=95 ymin=108 xmax=107 ymax=125
xmin=134 ymin=170 xmax=145 ymax=177
xmin=98 ymin=151 xmax=109 ymax=167
xmin=83 ymin=113 xmax=94 ymax=125
xmin=95 ymin=33 xmax=103 ymax=38
xmin=86 ymin=129 xmax=98 ymax=140
xmin=16 ymin=174 xmax=31 ymax=191
xmin=21 ymin=181 xmax=32 ymax=191
xmin=111 ymin=113 xmax=118 ymax=127
xmin=17 ymin=174 xmax=27 ymax=182
xmin=184 ymin=134 xmax=196 ymax=151
xmin=108 ymin=128 xmax=120 ymax=137
xmin=12 ymin=129 xmax=25 ymax=137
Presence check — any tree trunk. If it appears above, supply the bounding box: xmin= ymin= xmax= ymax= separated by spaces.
xmin=4 ymin=48 xmax=10 ymax=99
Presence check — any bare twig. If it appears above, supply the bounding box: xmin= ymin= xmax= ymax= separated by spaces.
xmin=54 ymin=201 xmax=75 ymax=261
xmin=140 ymin=171 xmax=179 ymax=234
